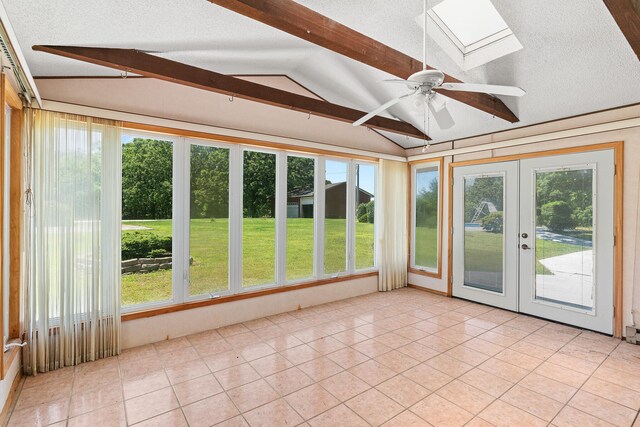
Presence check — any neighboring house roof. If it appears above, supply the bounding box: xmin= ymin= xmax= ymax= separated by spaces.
xmin=287 ymin=181 xmax=373 ymax=199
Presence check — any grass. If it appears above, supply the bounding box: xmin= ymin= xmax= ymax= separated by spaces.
xmin=463 ymin=230 xmax=589 ymax=275
xmin=414 ymin=226 xmax=438 ymax=269
xmin=121 ymin=218 xmax=374 ymax=306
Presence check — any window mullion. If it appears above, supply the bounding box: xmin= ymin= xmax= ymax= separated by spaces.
xmin=275 ymin=152 xmax=287 ymax=285
xmin=229 ymin=146 xmax=243 ymax=294
xmin=172 ymin=137 xmax=188 ymax=305
xmin=315 ymin=158 xmax=325 ymax=278
xmin=347 ymin=161 xmax=356 ymax=274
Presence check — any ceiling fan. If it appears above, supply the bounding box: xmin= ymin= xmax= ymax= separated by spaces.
xmin=353 ymin=0 xmax=525 ymax=131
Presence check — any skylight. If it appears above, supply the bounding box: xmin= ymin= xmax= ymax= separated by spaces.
xmin=418 ymin=0 xmax=523 ymax=71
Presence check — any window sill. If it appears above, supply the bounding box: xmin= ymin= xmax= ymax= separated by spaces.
xmin=122 ymin=271 xmax=379 ymax=321
xmin=408 ymin=267 xmax=442 ymax=279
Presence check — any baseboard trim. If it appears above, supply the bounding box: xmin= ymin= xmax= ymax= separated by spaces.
xmin=0 ymin=368 xmax=22 ymax=425
xmin=407 ymin=283 xmax=449 ymax=297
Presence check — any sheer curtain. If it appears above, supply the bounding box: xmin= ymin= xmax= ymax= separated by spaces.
xmin=377 ymin=159 xmax=408 ymax=291
xmin=22 ymin=109 xmax=122 ymax=374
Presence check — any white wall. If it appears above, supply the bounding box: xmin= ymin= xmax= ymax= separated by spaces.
xmin=0 ymin=352 xmax=20 ymax=417
xmin=34 ymin=77 xmax=406 ymax=157
xmin=407 ymin=105 xmax=640 ymax=333
xmin=122 ymin=275 xmax=378 ymax=349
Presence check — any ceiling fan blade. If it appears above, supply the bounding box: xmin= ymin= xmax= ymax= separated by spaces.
xmin=428 ymin=102 xmax=455 ymax=130
xmin=439 ymin=82 xmax=526 ymax=97
xmin=353 ymin=90 xmax=418 ymax=127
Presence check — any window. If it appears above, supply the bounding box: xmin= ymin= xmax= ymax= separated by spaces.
xmin=355 ymin=163 xmax=376 ymax=270
xmin=324 ymin=160 xmax=348 ymax=275
xmin=121 ymin=134 xmax=174 ymax=308
xmin=119 ymin=129 xmax=378 ymax=311
xmin=242 ymin=150 xmax=277 ymax=288
xmin=189 ymin=143 xmax=230 ymax=296
xmin=286 ymin=155 xmax=315 ymax=282
xmin=425 ymin=0 xmax=522 ymax=70
xmin=411 ymin=162 xmax=441 ymax=272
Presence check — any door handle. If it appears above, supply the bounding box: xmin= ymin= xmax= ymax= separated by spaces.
xmin=521 ymin=243 xmax=531 ymax=250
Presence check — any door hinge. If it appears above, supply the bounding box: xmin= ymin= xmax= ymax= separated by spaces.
xmin=614 ymin=234 xmax=617 ymax=246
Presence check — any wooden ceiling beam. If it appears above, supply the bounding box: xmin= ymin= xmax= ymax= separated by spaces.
xmin=32 ymin=45 xmax=428 ymax=139
xmin=206 ymin=0 xmax=520 ymax=123
xmin=603 ymin=0 xmax=640 ymax=60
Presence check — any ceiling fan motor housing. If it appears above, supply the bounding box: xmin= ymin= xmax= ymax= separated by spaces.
xmin=407 ymin=69 xmax=445 ymax=90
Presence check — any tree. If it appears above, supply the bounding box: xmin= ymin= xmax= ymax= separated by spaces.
xmin=463 ymin=177 xmax=504 ymax=223
xmin=481 ymin=211 xmax=503 ymax=233
xmin=122 ymin=138 xmax=173 ymax=220
xmin=415 ymin=177 xmax=439 ymax=227
xmin=541 ymin=201 xmax=576 ymax=232
xmin=535 ymin=170 xmax=592 ymax=230
xmin=190 ymin=145 xmax=229 ymax=219
xmin=287 ymin=157 xmax=315 ymax=193
xmin=242 ymin=151 xmax=276 ymax=217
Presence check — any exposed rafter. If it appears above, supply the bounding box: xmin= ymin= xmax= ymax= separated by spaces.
xmin=603 ymin=0 xmax=640 ymax=60
xmin=206 ymin=0 xmax=520 ymax=123
xmin=32 ymin=45 xmax=428 ymax=139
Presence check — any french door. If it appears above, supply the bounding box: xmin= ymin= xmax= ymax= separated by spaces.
xmin=452 ymin=150 xmax=615 ymax=334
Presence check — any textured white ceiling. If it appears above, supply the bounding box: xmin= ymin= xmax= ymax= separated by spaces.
xmin=3 ymin=0 xmax=640 ymax=150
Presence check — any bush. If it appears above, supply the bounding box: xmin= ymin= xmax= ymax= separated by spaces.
xmin=481 ymin=211 xmax=503 ymax=233
xmin=365 ymin=200 xmax=374 ymax=223
xmin=356 ymin=201 xmax=375 ymax=223
xmin=356 ymin=203 xmax=367 ymax=223
xmin=122 ymin=232 xmax=172 ymax=259
xmin=540 ymin=201 xmax=576 ymax=232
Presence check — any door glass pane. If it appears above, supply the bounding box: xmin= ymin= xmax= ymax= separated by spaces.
xmin=355 ymin=163 xmax=375 ymax=270
xmin=189 ymin=144 xmax=230 ymax=296
xmin=243 ymin=150 xmax=276 ymax=287
xmin=324 ymin=160 xmax=348 ymax=275
xmin=287 ymin=156 xmax=315 ymax=282
xmin=463 ymin=175 xmax=504 ymax=292
xmin=414 ymin=166 xmax=439 ymax=270
xmin=121 ymin=137 xmax=173 ymax=307
xmin=534 ymin=168 xmax=594 ymax=310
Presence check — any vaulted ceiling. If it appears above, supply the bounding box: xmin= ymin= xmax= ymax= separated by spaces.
xmin=4 ymin=0 xmax=640 ymax=151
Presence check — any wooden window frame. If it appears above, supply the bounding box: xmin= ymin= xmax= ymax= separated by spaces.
xmin=407 ymin=157 xmax=444 ymax=279
xmin=0 ymin=74 xmax=23 ymax=379
xmin=120 ymin=122 xmax=380 ymax=320
xmin=446 ymin=141 xmax=624 ymax=337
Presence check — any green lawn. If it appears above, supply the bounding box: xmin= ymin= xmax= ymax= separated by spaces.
xmin=122 ymin=218 xmax=374 ymax=306
xmin=463 ymin=230 xmax=589 ymax=275
xmin=415 ymin=226 xmax=438 ymax=269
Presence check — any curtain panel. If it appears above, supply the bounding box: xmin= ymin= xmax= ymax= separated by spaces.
xmin=377 ymin=159 xmax=408 ymax=291
xmin=22 ymin=108 xmax=122 ymax=374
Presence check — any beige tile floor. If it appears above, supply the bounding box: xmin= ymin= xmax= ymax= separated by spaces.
xmin=7 ymin=288 xmax=640 ymax=427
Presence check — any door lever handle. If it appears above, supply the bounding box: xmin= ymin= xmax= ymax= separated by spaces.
xmin=521 ymin=243 xmax=531 ymax=250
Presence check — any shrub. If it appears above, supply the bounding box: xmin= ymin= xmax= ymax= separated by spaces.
xmin=357 ymin=201 xmax=374 ymax=223
xmin=356 ymin=203 xmax=368 ymax=223
xmin=540 ymin=201 xmax=576 ymax=232
xmin=122 ymin=232 xmax=172 ymax=259
xmin=481 ymin=211 xmax=503 ymax=233
xmin=365 ymin=200 xmax=374 ymax=224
